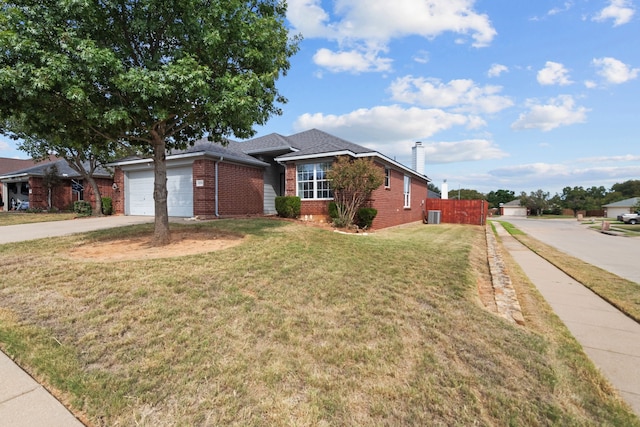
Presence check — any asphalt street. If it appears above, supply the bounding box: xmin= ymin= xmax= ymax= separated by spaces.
xmin=504 ymin=217 xmax=639 ymax=285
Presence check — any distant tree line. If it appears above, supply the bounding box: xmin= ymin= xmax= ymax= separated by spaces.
xmin=428 ymin=179 xmax=640 ymax=216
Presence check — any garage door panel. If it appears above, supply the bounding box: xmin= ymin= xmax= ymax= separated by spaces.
xmin=127 ymin=167 xmax=193 ymax=217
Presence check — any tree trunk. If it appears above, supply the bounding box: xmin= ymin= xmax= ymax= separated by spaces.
xmin=87 ymin=176 xmax=104 ymax=217
xmin=151 ymin=132 xmax=170 ymax=246
xmin=64 ymin=158 xmax=104 ymax=217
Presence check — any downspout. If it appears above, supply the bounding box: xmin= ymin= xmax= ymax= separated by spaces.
xmin=215 ymin=156 xmax=223 ymax=217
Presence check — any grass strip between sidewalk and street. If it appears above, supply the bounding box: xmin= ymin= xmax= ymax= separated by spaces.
xmin=0 ymin=212 xmax=77 ymax=226
xmin=0 ymin=219 xmax=638 ymax=426
xmin=498 ymin=221 xmax=640 ymax=323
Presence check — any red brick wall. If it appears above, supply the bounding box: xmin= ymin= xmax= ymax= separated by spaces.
xmin=284 ymin=161 xmax=429 ymax=229
xmin=369 ymin=166 xmax=428 ymax=229
xmin=217 ymin=162 xmax=263 ymax=216
xmin=193 ymin=159 xmax=216 ymax=217
xmin=112 ymin=168 xmax=125 ymax=215
xmin=28 ymin=176 xmax=114 ymax=212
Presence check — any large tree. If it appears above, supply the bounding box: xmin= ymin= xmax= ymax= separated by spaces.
xmin=520 ymin=189 xmax=550 ymax=216
xmin=486 ymin=189 xmax=516 ymax=209
xmin=0 ymin=0 xmax=298 ymax=245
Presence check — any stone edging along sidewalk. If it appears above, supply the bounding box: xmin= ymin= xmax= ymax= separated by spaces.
xmin=485 ymin=224 xmax=525 ymax=325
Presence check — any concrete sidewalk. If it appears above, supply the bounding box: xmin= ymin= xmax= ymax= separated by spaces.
xmin=493 ymin=221 xmax=640 ymax=416
xmin=0 ymin=351 xmax=84 ymax=426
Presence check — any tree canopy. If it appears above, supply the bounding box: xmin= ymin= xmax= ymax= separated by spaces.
xmin=0 ymin=0 xmax=298 ymax=244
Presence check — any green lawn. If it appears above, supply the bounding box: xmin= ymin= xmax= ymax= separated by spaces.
xmin=0 ymin=219 xmax=637 ymax=426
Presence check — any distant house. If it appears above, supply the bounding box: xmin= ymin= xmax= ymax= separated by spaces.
xmin=0 ymin=158 xmax=113 ymax=211
xmin=500 ymin=199 xmax=527 ymax=217
xmin=603 ymin=197 xmax=640 ymax=219
xmin=111 ymin=129 xmax=431 ymax=229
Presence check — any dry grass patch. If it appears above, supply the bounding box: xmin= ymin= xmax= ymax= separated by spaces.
xmin=67 ymin=227 xmax=244 ymax=261
xmin=0 ymin=211 xmax=77 ymax=225
xmin=0 ymin=219 xmax=638 ymax=426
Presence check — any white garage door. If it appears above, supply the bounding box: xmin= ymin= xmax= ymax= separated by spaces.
xmin=127 ymin=167 xmax=193 ymax=217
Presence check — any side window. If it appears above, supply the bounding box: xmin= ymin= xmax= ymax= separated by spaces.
xmin=384 ymin=167 xmax=390 ymax=188
xmin=403 ymin=176 xmax=411 ymax=208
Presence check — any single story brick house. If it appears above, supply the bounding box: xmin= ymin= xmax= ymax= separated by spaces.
xmin=499 ymin=199 xmax=527 ymax=217
xmin=0 ymin=158 xmax=113 ymax=212
xmin=111 ymin=129 xmax=431 ymax=229
xmin=603 ymin=197 xmax=640 ymax=219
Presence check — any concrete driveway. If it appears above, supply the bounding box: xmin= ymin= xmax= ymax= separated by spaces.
xmin=504 ymin=217 xmax=640 ymax=284
xmin=0 ymin=215 xmax=154 ymax=245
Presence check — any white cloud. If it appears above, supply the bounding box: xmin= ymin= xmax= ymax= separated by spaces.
xmin=511 ymin=95 xmax=589 ymax=131
xmin=388 ymin=76 xmax=514 ymax=114
xmin=593 ymin=0 xmax=635 ymax=26
xmin=288 ymin=0 xmax=497 ymax=73
xmin=293 ymin=105 xmax=485 ymax=145
xmin=577 ymin=154 xmax=640 ymax=163
xmin=592 ymin=57 xmax=639 ymax=84
xmin=313 ymin=48 xmax=393 ymax=73
xmin=584 ymin=80 xmax=597 ymax=89
xmin=487 ymin=63 xmax=508 ymax=78
xmin=537 ymin=61 xmax=573 ymax=86
xmin=548 ymin=2 xmax=574 ymax=16
xmin=413 ymin=50 xmax=430 ymax=64
xmin=421 ymin=139 xmax=508 ymax=163
xmin=0 ymin=139 xmax=9 ymax=151
xmin=490 ymin=163 xmax=568 ymax=178
xmin=287 ymin=0 xmax=334 ymax=39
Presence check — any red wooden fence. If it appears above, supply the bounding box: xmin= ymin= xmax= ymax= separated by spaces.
xmin=425 ymin=199 xmax=488 ymax=225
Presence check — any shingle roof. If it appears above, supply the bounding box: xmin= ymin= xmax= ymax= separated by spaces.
xmin=0 ymin=158 xmax=111 ymax=179
xmin=168 ymin=139 xmax=269 ymax=167
xmin=228 ymin=133 xmax=292 ymax=154
xmin=603 ymin=197 xmax=640 ymax=207
xmin=0 ymin=157 xmax=43 ymax=175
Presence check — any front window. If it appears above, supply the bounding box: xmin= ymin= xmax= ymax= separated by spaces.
xmin=403 ymin=175 xmax=411 ymax=208
xmin=72 ymin=179 xmax=84 ymax=201
xmin=297 ymin=163 xmax=333 ymax=200
xmin=384 ymin=167 xmax=390 ymax=188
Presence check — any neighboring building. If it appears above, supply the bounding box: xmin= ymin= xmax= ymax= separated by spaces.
xmin=0 ymin=158 xmax=113 ymax=212
xmin=500 ymin=199 xmax=527 ymax=217
xmin=603 ymin=197 xmax=640 ymax=219
xmin=111 ymin=129 xmax=431 ymax=229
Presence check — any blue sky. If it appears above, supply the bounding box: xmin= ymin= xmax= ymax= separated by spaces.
xmin=1 ymin=0 xmax=638 ymax=196
xmin=262 ymin=0 xmax=640 ymax=195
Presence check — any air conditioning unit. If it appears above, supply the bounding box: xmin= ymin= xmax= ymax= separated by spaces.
xmin=428 ymin=210 xmax=441 ymax=224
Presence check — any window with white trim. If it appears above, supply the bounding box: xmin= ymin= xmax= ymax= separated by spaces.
xmin=384 ymin=167 xmax=390 ymax=188
xmin=297 ymin=162 xmax=333 ymax=200
xmin=403 ymin=175 xmax=411 ymax=208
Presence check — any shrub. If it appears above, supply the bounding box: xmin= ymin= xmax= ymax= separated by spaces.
xmin=328 ymin=201 xmax=339 ymax=219
xmin=102 ymin=197 xmax=113 ymax=215
xmin=275 ymin=196 xmax=301 ymax=218
xmin=356 ymin=207 xmax=377 ymax=229
xmin=73 ymin=200 xmax=92 ymax=216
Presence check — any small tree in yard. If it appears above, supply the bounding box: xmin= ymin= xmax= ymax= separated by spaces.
xmin=327 ymin=156 xmax=384 ymax=228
